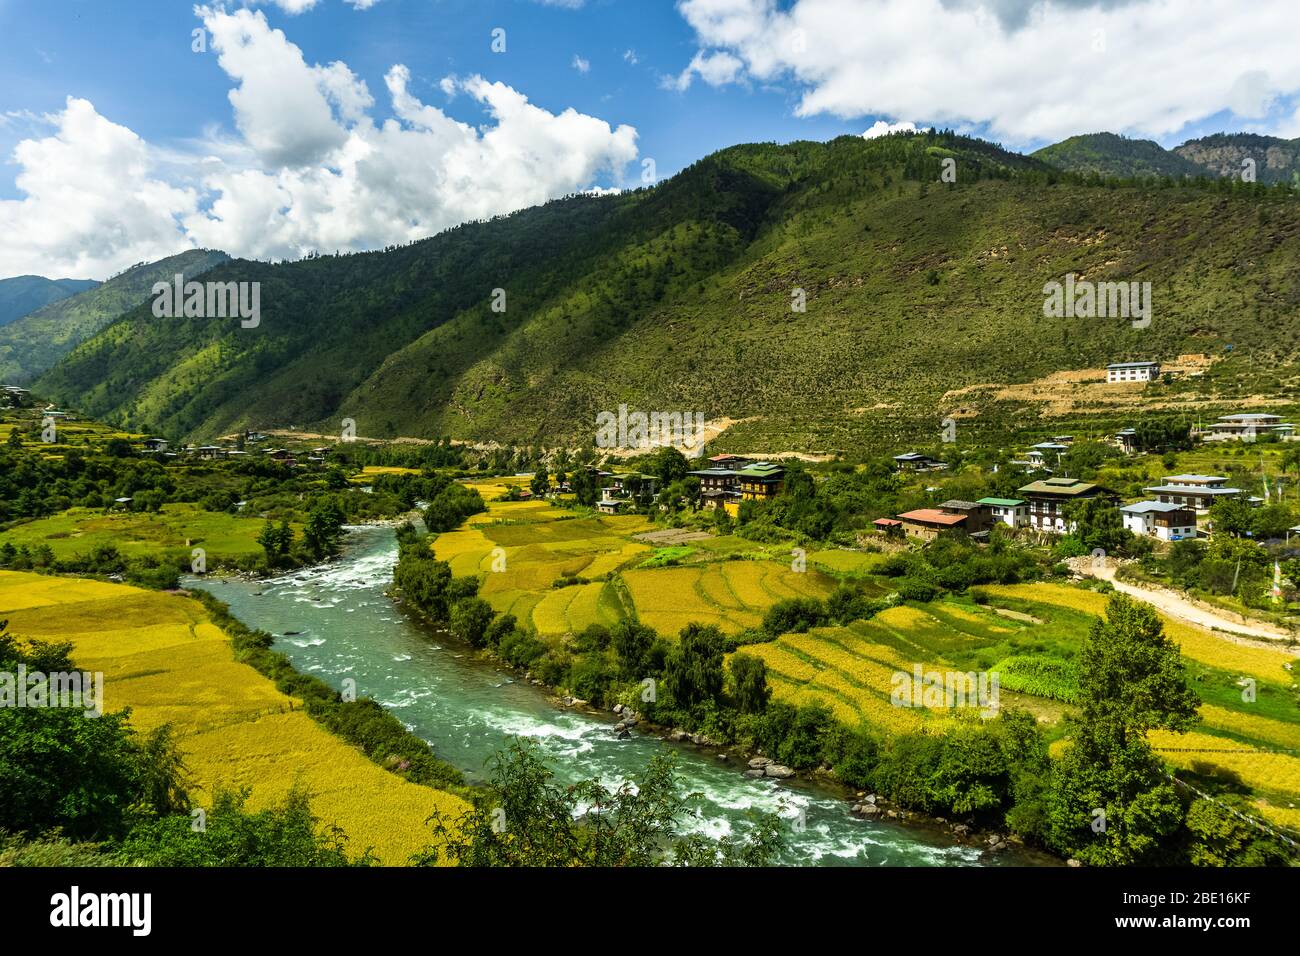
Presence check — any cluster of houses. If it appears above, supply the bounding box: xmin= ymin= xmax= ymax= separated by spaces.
xmin=877 ymin=472 xmax=1215 ymax=544
xmin=584 ymin=455 xmax=791 ymax=517
xmin=137 ymin=430 xmax=330 ymax=467
xmin=886 ymin=404 xmax=1297 ymax=544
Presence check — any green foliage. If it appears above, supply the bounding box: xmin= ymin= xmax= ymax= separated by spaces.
xmin=663 ymin=623 xmax=726 ymax=711
xmin=0 ymin=621 xmax=189 ymax=840
xmin=728 ymin=653 xmax=770 ymax=714
xmin=416 ymin=739 xmax=783 ymax=867
xmin=118 ymin=787 xmax=373 ymax=867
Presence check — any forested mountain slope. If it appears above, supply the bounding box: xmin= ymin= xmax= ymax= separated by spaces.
xmin=35 ymin=133 xmax=1300 ymax=453
xmin=0 ymin=249 xmax=229 ymax=383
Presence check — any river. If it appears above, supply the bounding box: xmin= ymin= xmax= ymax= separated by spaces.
xmin=194 ymin=524 xmax=1049 ymax=866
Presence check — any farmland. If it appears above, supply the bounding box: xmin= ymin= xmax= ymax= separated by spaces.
xmin=0 ymin=503 xmax=285 ymax=564
xmin=0 ymin=570 xmax=466 ymax=864
xmin=431 ymin=480 xmax=840 ymax=637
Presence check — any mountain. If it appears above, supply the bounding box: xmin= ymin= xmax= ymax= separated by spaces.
xmin=1032 ymin=132 xmax=1203 ymax=179
xmin=0 ymin=276 xmax=99 ymax=330
xmin=0 ymin=249 xmax=229 ymax=384
xmin=1174 ymin=133 xmax=1300 ymax=186
xmin=34 ymin=132 xmax=1300 ymax=455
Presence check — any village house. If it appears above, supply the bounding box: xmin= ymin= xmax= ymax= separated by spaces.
xmin=1120 ymin=501 xmax=1198 ymax=541
xmin=896 ymin=508 xmax=968 ymax=541
xmin=873 ymin=517 xmax=903 ymax=536
xmin=736 ymin=462 xmax=785 ymax=501
xmin=1017 ymin=477 xmax=1113 ymax=533
xmin=707 ymin=454 xmax=752 ymax=471
xmin=936 ymin=499 xmax=993 ymax=533
xmin=1204 ymin=413 xmax=1295 ymax=441
xmin=977 ymin=497 xmax=1029 ymax=528
xmin=1115 ymin=428 xmax=1139 ymax=455
xmin=688 ymin=467 xmax=742 ymax=511
xmin=1026 ymin=442 xmax=1070 ymax=469
xmin=1143 ymin=474 xmax=1247 ymax=513
xmin=194 ymin=445 xmax=226 ymax=460
xmin=1106 ymin=361 xmax=1161 ymax=383
xmin=141 ymin=437 xmax=169 ymax=453
xmin=893 ymin=452 xmax=947 ymax=472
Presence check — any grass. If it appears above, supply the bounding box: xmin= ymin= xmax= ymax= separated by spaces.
xmin=1 ymin=503 xmax=285 ymax=564
xmin=0 ymin=570 xmax=467 ymax=864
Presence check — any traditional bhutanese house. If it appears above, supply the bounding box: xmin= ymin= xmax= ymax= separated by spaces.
xmin=1106 ymin=361 xmax=1160 ymax=383
xmin=708 ymin=454 xmax=752 ymax=471
xmin=873 ymin=518 xmax=903 ymax=535
xmin=1120 ymin=501 xmax=1198 ymax=541
xmin=688 ymin=467 xmax=742 ymax=511
xmin=1115 ymin=428 xmax=1139 ymax=455
xmin=893 ymin=452 xmax=947 ymax=472
xmin=141 ymin=437 xmax=169 ymax=453
xmin=1143 ymin=474 xmax=1245 ymax=513
xmin=1017 ymin=477 xmax=1112 ymax=533
xmin=896 ymin=508 xmax=967 ymax=541
xmin=737 ymin=462 xmax=785 ymax=501
xmin=1206 ymin=413 xmax=1295 ymax=441
xmin=610 ymin=472 xmax=657 ymax=496
xmin=596 ymin=497 xmax=626 ymax=515
xmin=937 ymin=499 xmax=992 ymax=533
xmin=977 ymin=497 xmax=1028 ymax=528
xmin=1025 ymin=442 xmax=1069 ymax=468
xmin=195 ymin=445 xmax=226 ymax=460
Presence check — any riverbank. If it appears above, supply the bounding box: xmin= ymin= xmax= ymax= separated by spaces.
xmin=201 ymin=524 xmax=1045 ymax=866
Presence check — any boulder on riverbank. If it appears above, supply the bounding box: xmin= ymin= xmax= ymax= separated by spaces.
xmin=763 ymin=763 xmax=794 ymax=779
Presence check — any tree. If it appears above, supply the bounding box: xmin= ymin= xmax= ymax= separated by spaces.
xmin=415 ymin=740 xmax=782 ymax=867
xmin=450 ymin=597 xmax=495 ymax=648
xmin=119 ymin=787 xmax=371 ymax=866
xmin=570 ymin=468 xmax=599 ymax=507
xmin=1048 ymin=595 xmax=1199 ymax=865
xmin=663 ymin=623 xmax=725 ymax=710
xmin=728 ymin=653 xmax=770 ymax=714
xmin=1065 ymin=495 xmax=1130 ymax=555
xmin=611 ymin=620 xmax=656 ymax=680
xmin=1209 ymin=497 xmax=1256 ymax=538
xmin=0 ymin=622 xmax=188 ymax=841
xmin=303 ymin=499 xmax=346 ymax=559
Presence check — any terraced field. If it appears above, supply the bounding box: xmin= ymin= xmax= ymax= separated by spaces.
xmin=747 ymin=600 xmax=1071 ymax=733
xmin=978 ymin=582 xmax=1300 ymax=827
xmin=433 ymin=482 xmax=837 ymax=637
xmin=0 ymin=571 xmax=466 ymax=864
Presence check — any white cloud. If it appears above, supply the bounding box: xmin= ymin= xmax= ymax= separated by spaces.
xmin=668 ymin=50 xmax=745 ymax=92
xmin=672 ymin=0 xmax=1300 ymax=145
xmin=624 ymin=49 xmax=640 ymax=66
xmin=0 ymin=7 xmax=637 ymax=278
xmin=0 ymin=99 xmax=198 ymax=279
xmin=572 ymin=54 xmax=591 ymax=74
xmin=862 ymin=119 xmax=919 ymax=139
xmin=251 ymin=0 xmax=382 ymax=13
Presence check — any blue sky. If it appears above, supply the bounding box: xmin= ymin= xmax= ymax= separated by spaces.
xmin=0 ymin=0 xmax=857 ymax=200
xmin=2 ymin=0 xmax=1298 ymax=279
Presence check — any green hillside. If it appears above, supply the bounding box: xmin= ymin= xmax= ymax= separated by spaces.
xmin=34 ymin=132 xmax=1300 ymax=455
xmin=0 ymin=276 xmax=98 ymax=331
xmin=1175 ymin=133 xmax=1300 ymax=186
xmin=1032 ymin=132 xmax=1203 ymax=179
xmin=0 ymin=249 xmax=228 ymax=383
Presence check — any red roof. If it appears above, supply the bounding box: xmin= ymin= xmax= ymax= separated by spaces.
xmin=873 ymin=518 xmax=902 ymax=526
xmin=897 ymin=509 xmax=967 ymax=526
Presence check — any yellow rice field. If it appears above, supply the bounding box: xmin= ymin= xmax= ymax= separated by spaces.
xmin=0 ymin=571 xmax=466 ymax=864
